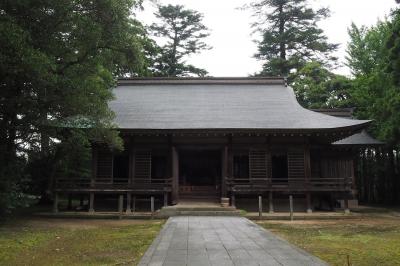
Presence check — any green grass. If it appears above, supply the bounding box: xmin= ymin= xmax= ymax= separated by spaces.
xmin=258 ymin=217 xmax=400 ymax=266
xmin=0 ymin=219 xmax=164 ymax=266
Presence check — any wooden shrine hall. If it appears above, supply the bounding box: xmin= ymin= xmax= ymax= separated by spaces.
xmin=54 ymin=77 xmax=379 ymax=214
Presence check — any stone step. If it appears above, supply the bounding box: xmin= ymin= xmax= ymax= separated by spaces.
xmin=174 ymin=210 xmax=241 ymax=216
xmin=157 ymin=210 xmax=241 ymax=217
xmin=157 ymin=206 xmax=241 ymax=217
xmin=163 ymin=206 xmax=236 ymax=211
xmin=179 ymin=194 xmax=220 ymax=200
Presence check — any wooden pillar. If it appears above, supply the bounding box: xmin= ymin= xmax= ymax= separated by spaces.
xmin=53 ymin=193 xmax=59 ymax=213
xmin=304 ymin=142 xmax=311 ymax=215
xmin=126 ymin=192 xmax=132 ymax=213
xmin=289 ymin=195 xmax=294 ymax=221
xmin=118 ymin=194 xmax=124 ymax=214
xmin=91 ymin=146 xmax=98 ymax=188
xmin=258 ymin=195 xmax=263 ymax=218
xmin=132 ymin=196 xmax=136 ymax=212
xmin=164 ymin=192 xmax=168 ymax=207
xmin=304 ymin=143 xmax=311 ymax=182
xmin=231 ymin=193 xmax=236 ymax=207
xmin=79 ymin=195 xmax=84 ymax=207
xmin=89 ymin=192 xmax=95 ymax=213
xmin=221 ymin=145 xmax=228 ymax=198
xmin=129 ymin=137 xmax=135 ymax=185
xmin=306 ymin=193 xmax=312 ymax=213
xmin=227 ymin=135 xmax=233 ymax=183
xmin=67 ymin=194 xmax=72 ymax=210
xmin=151 ymin=196 xmax=155 ymax=218
xmin=344 ymin=198 xmax=350 ymax=214
xmin=268 ymin=191 xmax=274 ymax=213
xmin=171 ymin=146 xmax=179 ymax=204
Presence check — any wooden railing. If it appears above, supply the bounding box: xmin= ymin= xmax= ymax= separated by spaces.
xmin=55 ymin=177 xmax=172 ymax=191
xmin=227 ymin=177 xmax=352 ymax=191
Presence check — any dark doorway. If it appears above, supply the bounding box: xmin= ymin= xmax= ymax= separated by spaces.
xmin=179 ymin=150 xmax=221 ymax=187
xmin=271 ymin=153 xmax=288 ymax=181
xmin=113 ymin=152 xmax=129 ymax=182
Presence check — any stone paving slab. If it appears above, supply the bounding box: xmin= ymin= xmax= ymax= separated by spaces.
xmin=138 ymin=216 xmax=328 ymax=266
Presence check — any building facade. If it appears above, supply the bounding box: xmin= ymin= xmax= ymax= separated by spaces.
xmin=54 ymin=78 xmax=374 ymax=213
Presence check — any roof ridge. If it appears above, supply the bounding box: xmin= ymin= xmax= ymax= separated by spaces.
xmin=117 ymin=77 xmax=285 ymax=86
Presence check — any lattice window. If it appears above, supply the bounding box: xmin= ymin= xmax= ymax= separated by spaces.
xmin=249 ymin=149 xmax=269 ymax=179
xmin=288 ymin=149 xmax=305 ymax=179
xmin=134 ymin=150 xmax=152 ymax=181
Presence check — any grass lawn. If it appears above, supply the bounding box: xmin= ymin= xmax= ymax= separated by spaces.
xmin=258 ymin=213 xmax=400 ymax=266
xmin=0 ymin=217 xmax=164 ymax=266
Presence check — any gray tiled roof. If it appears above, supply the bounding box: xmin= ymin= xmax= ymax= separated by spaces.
xmin=333 ymin=130 xmax=384 ymax=146
xmin=109 ymin=78 xmax=370 ymax=131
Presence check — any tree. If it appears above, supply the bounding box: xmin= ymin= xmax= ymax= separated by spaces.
xmin=345 ymin=10 xmax=400 ymax=204
xmin=248 ymin=0 xmax=338 ymax=76
xmin=0 ymin=0 xmax=151 ymax=214
xmin=291 ymin=62 xmax=352 ymax=108
xmin=150 ymin=4 xmax=210 ymax=77
xmin=346 ymin=20 xmax=400 ymax=144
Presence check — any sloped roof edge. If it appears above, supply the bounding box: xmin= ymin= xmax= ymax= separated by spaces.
xmin=110 ymin=78 xmax=371 ymax=132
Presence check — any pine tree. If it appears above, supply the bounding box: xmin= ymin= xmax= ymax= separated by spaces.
xmin=248 ymin=0 xmax=338 ymax=76
xmin=150 ymin=4 xmax=211 ymax=77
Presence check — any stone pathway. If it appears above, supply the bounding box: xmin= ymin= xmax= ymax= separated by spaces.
xmin=139 ymin=216 xmax=327 ymax=266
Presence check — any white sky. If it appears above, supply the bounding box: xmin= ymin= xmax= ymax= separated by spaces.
xmin=138 ymin=0 xmax=398 ymax=77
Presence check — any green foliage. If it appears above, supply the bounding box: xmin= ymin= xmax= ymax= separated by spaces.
xmin=0 ymin=0 xmax=149 ymax=214
xmin=0 ymin=157 xmax=33 ymax=217
xmin=346 ymin=19 xmax=400 ymax=144
xmin=150 ymin=4 xmax=211 ymax=77
xmin=387 ymin=10 xmax=400 ymax=87
xmin=291 ymin=62 xmax=352 ymax=108
xmin=248 ymin=0 xmax=338 ymax=76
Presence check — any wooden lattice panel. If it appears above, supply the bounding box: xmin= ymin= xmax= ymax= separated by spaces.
xmin=321 ymin=159 xmax=352 ymax=178
xmin=288 ymin=149 xmax=305 ymax=179
xmin=134 ymin=150 xmax=152 ymax=181
xmin=249 ymin=149 xmax=269 ymax=179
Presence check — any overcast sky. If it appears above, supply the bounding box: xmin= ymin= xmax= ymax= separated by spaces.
xmin=138 ymin=0 xmax=398 ymax=77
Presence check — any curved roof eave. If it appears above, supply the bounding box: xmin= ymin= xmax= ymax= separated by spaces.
xmin=109 ymin=78 xmax=372 ymax=132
